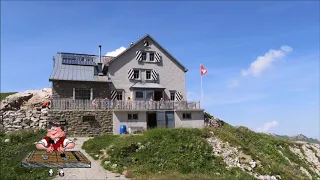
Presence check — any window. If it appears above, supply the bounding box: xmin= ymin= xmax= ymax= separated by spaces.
xmin=146 ymin=70 xmax=151 ymax=80
xmin=141 ymin=52 xmax=147 ymax=61
xmin=128 ymin=113 xmax=138 ymax=120
xmin=144 ymin=40 xmax=149 ymax=47
xmin=75 ymin=88 xmax=91 ymax=100
xmin=135 ymin=91 xmax=144 ymax=99
xmin=83 ymin=116 xmax=95 ymax=122
xmin=149 ymin=53 xmax=154 ymax=61
xmin=183 ymin=113 xmax=192 ymax=119
xmin=170 ymin=92 xmax=175 ymax=101
xmin=133 ymin=70 xmax=140 ymax=79
xmin=116 ymin=91 xmax=123 ymax=100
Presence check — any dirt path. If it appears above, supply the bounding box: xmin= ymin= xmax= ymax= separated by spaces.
xmin=54 ymin=137 xmax=127 ymax=180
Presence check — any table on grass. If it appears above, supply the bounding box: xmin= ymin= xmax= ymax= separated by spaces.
xmin=21 ymin=151 xmax=91 ymax=168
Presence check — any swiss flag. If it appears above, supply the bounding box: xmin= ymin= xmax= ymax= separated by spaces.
xmin=200 ymin=64 xmax=207 ymax=76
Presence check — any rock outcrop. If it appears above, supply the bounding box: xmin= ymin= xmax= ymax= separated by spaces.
xmin=205 ymin=116 xmax=224 ymax=128
xmin=0 ymin=88 xmax=51 ymax=132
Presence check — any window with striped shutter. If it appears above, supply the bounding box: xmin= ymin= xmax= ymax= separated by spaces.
xmin=110 ymin=90 xmax=117 ymax=100
xmin=175 ymin=92 xmax=183 ymax=101
xmin=128 ymin=69 xmax=134 ymax=79
xmin=151 ymin=70 xmax=158 ymax=80
xmin=136 ymin=51 xmax=142 ymax=61
xmin=155 ymin=52 xmax=161 ymax=62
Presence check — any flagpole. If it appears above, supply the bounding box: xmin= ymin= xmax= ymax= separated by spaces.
xmin=200 ymin=64 xmax=204 ymax=107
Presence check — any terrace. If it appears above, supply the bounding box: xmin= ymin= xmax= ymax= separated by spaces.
xmin=50 ymin=98 xmax=202 ymax=111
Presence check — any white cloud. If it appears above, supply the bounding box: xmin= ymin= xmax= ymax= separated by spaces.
xmin=105 ymin=46 xmax=126 ymax=57
xmin=256 ymin=121 xmax=279 ymax=132
xmin=241 ymin=45 xmax=293 ymax=77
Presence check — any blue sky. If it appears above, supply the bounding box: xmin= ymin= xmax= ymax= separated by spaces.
xmin=1 ymin=1 xmax=319 ymax=138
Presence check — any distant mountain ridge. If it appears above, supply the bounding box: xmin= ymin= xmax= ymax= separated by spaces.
xmin=268 ymin=133 xmax=320 ymax=144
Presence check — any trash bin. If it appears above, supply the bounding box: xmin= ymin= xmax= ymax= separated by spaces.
xmin=120 ymin=125 xmax=126 ymax=135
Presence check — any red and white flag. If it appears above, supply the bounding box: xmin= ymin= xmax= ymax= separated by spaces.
xmin=200 ymin=64 xmax=207 ymax=76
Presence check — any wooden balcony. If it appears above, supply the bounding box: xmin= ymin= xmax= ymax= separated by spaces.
xmin=50 ymin=98 xmax=201 ymax=111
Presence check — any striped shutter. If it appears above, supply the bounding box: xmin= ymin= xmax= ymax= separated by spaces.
xmin=175 ymin=92 xmax=183 ymax=101
xmin=151 ymin=70 xmax=158 ymax=80
xmin=110 ymin=90 xmax=117 ymax=100
xmin=155 ymin=52 xmax=161 ymax=62
xmin=136 ymin=51 xmax=142 ymax=61
xmin=128 ymin=69 xmax=134 ymax=79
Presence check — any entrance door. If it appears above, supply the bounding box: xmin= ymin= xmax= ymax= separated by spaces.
xmin=147 ymin=112 xmax=157 ymax=129
xmin=156 ymin=111 xmax=166 ymax=128
xmin=154 ymin=91 xmax=163 ymax=101
xmin=146 ymin=91 xmax=154 ymax=100
xmin=166 ymin=111 xmax=175 ymax=128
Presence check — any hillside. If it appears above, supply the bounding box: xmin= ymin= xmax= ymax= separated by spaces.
xmin=82 ymin=123 xmax=320 ymax=180
xmin=273 ymin=134 xmax=320 ymax=145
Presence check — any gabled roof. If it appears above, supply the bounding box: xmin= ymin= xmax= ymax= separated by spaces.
xmin=108 ymin=34 xmax=188 ymax=72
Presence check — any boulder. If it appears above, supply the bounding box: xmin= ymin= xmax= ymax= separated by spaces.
xmin=0 ymin=92 xmax=34 ymax=111
xmin=25 ymin=88 xmax=52 ymax=107
xmin=205 ymin=117 xmax=224 ymax=128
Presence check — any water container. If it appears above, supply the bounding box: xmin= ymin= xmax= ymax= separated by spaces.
xmin=120 ymin=125 xmax=127 ymax=135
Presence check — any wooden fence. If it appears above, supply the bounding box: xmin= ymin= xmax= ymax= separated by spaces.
xmin=50 ymin=98 xmax=201 ymax=110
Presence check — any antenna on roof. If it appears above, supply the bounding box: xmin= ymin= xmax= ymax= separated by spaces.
xmin=99 ymin=45 xmax=102 ymax=63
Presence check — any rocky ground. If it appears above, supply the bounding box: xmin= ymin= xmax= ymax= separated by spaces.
xmin=206 ymin=128 xmax=320 ymax=180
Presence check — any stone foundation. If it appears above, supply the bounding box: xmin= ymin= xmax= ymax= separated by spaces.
xmin=48 ymin=110 xmax=113 ymax=136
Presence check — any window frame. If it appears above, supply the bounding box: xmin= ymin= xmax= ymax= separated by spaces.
xmin=74 ymin=88 xmax=92 ymax=100
xmin=128 ymin=113 xmax=138 ymax=120
xmin=149 ymin=52 xmax=155 ymax=62
xmin=135 ymin=91 xmax=144 ymax=99
xmin=141 ymin=52 xmax=147 ymax=61
xmin=83 ymin=115 xmax=95 ymax=122
xmin=145 ymin=70 xmax=152 ymax=80
xmin=170 ymin=92 xmax=175 ymax=101
xmin=133 ymin=70 xmax=140 ymax=80
xmin=182 ymin=113 xmax=192 ymax=119
xmin=116 ymin=91 xmax=123 ymax=100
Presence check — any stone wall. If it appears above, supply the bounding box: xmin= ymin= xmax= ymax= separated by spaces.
xmin=52 ymin=81 xmax=111 ymax=99
xmin=1 ymin=107 xmax=49 ymax=132
xmin=48 ymin=110 xmax=113 ymax=137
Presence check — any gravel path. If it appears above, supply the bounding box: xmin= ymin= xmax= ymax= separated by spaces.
xmin=54 ymin=137 xmax=127 ymax=180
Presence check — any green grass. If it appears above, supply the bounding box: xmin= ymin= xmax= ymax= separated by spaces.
xmin=82 ymin=128 xmax=255 ymax=180
xmin=0 ymin=130 xmax=54 ymax=180
xmin=83 ymin=125 xmax=320 ymax=180
xmin=0 ymin=92 xmax=17 ymax=100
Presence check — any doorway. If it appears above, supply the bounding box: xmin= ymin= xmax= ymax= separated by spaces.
xmin=154 ymin=91 xmax=163 ymax=101
xmin=147 ymin=112 xmax=157 ymax=129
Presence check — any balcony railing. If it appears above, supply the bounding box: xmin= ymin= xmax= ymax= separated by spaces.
xmin=50 ymin=98 xmax=201 ymax=110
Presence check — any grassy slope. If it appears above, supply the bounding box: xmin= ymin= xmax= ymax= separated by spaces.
xmin=212 ymin=123 xmax=316 ymax=179
xmin=0 ymin=92 xmax=17 ymax=100
xmin=0 ymin=130 xmax=53 ymax=180
xmin=83 ymin=128 xmax=254 ymax=180
xmin=83 ymin=125 xmax=318 ymax=180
